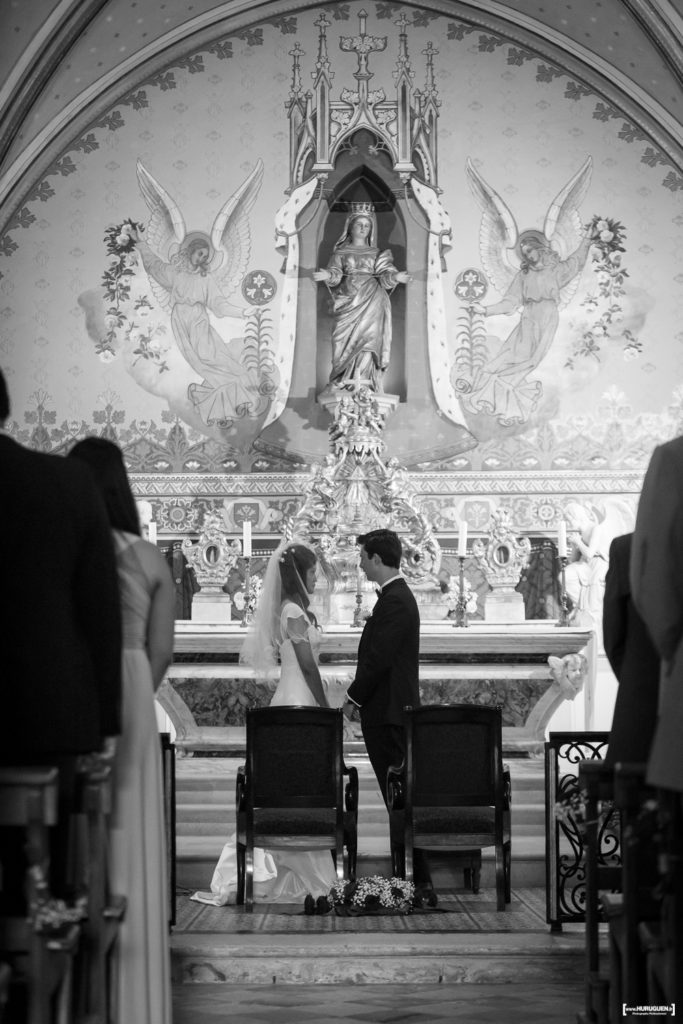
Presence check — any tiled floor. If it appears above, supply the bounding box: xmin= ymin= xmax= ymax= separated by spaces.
xmin=172 ymin=980 xmax=584 ymax=1022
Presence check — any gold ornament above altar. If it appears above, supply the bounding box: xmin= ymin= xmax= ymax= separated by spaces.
xmin=182 ymin=511 xmax=242 ymax=622
xmin=471 ymin=508 xmax=531 ymax=623
xmin=285 ymin=381 xmax=441 ymax=621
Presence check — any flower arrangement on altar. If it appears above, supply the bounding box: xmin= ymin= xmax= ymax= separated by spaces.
xmin=245 ymin=575 xmax=262 ymax=616
xmin=442 ymin=575 xmax=478 ymax=619
xmin=303 ymin=876 xmax=437 ymax=916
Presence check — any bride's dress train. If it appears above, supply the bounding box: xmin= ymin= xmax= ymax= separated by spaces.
xmin=191 ymin=602 xmax=337 ymax=905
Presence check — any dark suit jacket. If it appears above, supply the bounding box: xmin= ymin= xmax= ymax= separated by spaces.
xmin=631 ymin=437 xmax=683 ymax=790
xmin=603 ymin=533 xmax=659 ymax=766
xmin=347 ymin=577 xmax=420 ymax=727
xmin=0 ymin=435 xmax=122 ymax=759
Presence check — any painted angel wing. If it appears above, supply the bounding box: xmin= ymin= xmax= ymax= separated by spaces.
xmin=136 ymin=161 xmax=186 ymax=313
xmin=465 ymin=158 xmax=519 ymax=296
xmin=209 ymin=160 xmax=264 ymax=295
xmin=543 ymin=157 xmax=592 ymax=257
xmin=543 ymin=157 xmax=592 ymax=308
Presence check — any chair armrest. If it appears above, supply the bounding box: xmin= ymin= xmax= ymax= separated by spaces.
xmin=343 ymin=763 xmax=359 ymax=814
xmin=502 ymin=765 xmax=512 ymax=809
xmin=235 ymin=765 xmax=247 ymax=814
xmin=387 ymin=761 xmax=405 ymax=811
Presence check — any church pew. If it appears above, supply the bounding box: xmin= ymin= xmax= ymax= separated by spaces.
xmin=72 ymin=762 xmax=126 ymax=1024
xmin=638 ymin=788 xmax=683 ymax=1012
xmin=577 ymin=759 xmax=619 ymax=1024
xmin=0 ymin=766 xmax=81 ymax=1024
xmin=599 ymin=763 xmax=660 ymax=1024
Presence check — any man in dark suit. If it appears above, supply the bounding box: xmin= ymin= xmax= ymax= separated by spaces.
xmin=602 ymin=532 xmax=659 ymax=768
xmin=0 ymin=368 xmax=122 ymax=900
xmin=346 ymin=529 xmax=429 ymax=884
xmin=631 ymin=437 xmax=683 ymax=793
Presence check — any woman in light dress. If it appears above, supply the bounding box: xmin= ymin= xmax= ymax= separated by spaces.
xmin=69 ymin=438 xmax=174 ymax=1024
xmin=192 ymin=541 xmax=338 ymax=905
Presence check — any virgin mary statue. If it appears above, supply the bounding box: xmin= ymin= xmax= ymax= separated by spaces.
xmin=313 ymin=205 xmax=409 ymax=392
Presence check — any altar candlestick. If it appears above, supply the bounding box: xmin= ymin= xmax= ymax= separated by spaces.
xmin=148 ymin=521 xmax=157 ymax=545
xmin=557 ymin=521 xmax=567 ymax=559
xmin=242 ymin=520 xmax=252 ymax=557
xmin=458 ymin=521 xmax=468 ymax=558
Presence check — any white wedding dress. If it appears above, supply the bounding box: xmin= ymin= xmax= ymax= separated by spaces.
xmin=191 ymin=602 xmax=338 ymax=905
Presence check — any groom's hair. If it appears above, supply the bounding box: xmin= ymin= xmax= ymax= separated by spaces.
xmin=357 ymin=529 xmax=402 ymax=569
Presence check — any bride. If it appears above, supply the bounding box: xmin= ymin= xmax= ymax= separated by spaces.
xmin=191 ymin=540 xmax=338 ymax=905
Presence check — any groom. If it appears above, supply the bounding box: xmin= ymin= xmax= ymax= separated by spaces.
xmin=346 ymin=529 xmax=430 ymax=885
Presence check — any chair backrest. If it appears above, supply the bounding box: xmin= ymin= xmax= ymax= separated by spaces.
xmin=246 ymin=706 xmax=343 ymax=810
xmin=405 ymin=704 xmax=504 ymax=808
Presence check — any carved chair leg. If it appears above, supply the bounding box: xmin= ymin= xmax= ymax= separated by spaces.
xmin=390 ymin=843 xmax=405 ymax=879
xmin=245 ymin=844 xmax=254 ymax=913
xmin=404 ymin=838 xmax=414 ymax=884
xmin=236 ymin=844 xmax=245 ymax=905
xmin=495 ymin=843 xmax=506 ymax=912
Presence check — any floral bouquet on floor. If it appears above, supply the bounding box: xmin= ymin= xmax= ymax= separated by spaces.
xmin=304 ymin=876 xmax=437 ymax=916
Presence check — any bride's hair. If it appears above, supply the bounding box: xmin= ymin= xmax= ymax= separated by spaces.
xmin=240 ymin=538 xmax=319 ymax=676
xmin=279 ymin=544 xmax=318 ymax=627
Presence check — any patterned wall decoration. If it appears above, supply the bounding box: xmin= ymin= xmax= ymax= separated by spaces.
xmin=0 ymin=1 xmax=681 ymax=536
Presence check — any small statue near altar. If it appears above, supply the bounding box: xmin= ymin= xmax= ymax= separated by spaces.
xmin=313 ymin=203 xmax=410 ymax=392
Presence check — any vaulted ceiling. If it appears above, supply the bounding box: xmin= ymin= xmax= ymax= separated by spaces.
xmin=0 ymin=0 xmax=681 ymax=220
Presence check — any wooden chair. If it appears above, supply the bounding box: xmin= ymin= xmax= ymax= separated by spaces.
xmin=638 ymin=788 xmax=683 ymax=1012
xmin=73 ymin=762 xmax=126 ymax=1024
xmin=0 ymin=960 xmax=11 ymax=1023
xmin=159 ymin=733 xmax=176 ymax=929
xmin=600 ymin=763 xmax=660 ymax=1024
xmin=387 ymin=704 xmax=511 ymax=911
xmin=0 ymin=766 xmax=80 ymax=1024
xmin=577 ymin=759 xmax=620 ymax=1024
xmin=235 ymin=706 xmax=358 ymax=910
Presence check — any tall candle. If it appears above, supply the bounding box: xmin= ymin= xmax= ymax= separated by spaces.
xmin=458 ymin=521 xmax=468 ymax=558
xmin=557 ymin=521 xmax=567 ymax=559
xmin=242 ymin=520 xmax=252 ymax=557
xmin=148 ymin=521 xmax=157 ymax=545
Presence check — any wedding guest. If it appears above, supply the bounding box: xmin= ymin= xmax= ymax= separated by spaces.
xmin=602 ymin=533 xmax=659 ymax=767
xmin=69 ymin=437 xmax=174 ymax=1024
xmin=0 ymin=369 xmax=122 ymax=909
xmin=630 ymin=437 xmax=683 ymax=793
xmin=347 ymin=529 xmax=430 ymax=885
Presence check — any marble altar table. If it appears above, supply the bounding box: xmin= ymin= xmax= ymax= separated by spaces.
xmin=158 ymin=622 xmax=592 ymax=757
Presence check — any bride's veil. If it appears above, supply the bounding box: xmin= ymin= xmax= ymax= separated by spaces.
xmin=239 ymin=537 xmax=314 ymax=679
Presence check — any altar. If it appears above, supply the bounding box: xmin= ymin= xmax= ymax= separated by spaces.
xmin=158 ymin=620 xmax=592 ymax=758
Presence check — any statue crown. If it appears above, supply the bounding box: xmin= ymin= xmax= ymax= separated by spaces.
xmin=348 ymin=202 xmax=375 ymax=215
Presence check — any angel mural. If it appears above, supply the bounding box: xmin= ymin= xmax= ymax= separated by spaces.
xmin=456 ymin=157 xmax=594 ymax=426
xmin=80 ymin=156 xmax=280 ymax=450
xmin=128 ymin=159 xmax=268 ymax=429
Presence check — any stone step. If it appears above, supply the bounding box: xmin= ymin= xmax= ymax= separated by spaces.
xmin=170 ymin=929 xmax=586 ymax=987
xmin=170 ymin=929 xmax=585 ymax=987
